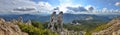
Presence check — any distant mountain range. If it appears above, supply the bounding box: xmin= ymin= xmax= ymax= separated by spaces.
xmin=0 ymin=13 xmax=120 ymax=23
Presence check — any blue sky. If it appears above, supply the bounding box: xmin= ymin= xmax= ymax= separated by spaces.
xmin=32 ymin=0 xmax=60 ymax=7
xmin=32 ymin=0 xmax=120 ymax=10
xmin=0 ymin=0 xmax=120 ymax=14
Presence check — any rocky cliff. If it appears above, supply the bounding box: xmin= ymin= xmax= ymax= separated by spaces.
xmin=92 ymin=18 xmax=120 ymax=35
xmin=0 ymin=18 xmax=28 ymax=35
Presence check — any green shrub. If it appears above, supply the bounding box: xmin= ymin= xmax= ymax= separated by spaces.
xmin=18 ymin=22 xmax=58 ymax=35
xmin=32 ymin=21 xmax=44 ymax=29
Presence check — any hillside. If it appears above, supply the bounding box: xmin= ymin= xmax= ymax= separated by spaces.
xmin=0 ymin=18 xmax=28 ymax=35
xmin=92 ymin=18 xmax=120 ymax=35
xmin=0 ymin=17 xmax=58 ymax=35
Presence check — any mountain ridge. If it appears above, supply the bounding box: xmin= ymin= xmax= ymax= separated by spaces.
xmin=0 ymin=14 xmax=120 ymax=23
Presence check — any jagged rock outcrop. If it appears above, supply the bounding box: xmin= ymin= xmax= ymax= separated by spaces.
xmin=0 ymin=18 xmax=28 ymax=35
xmin=18 ymin=16 xmax=23 ymax=23
xmin=92 ymin=18 xmax=120 ymax=35
xmin=48 ymin=11 xmax=63 ymax=32
xmin=48 ymin=12 xmax=57 ymax=31
xmin=11 ymin=19 xmax=18 ymax=25
xmin=26 ymin=20 xmax=31 ymax=25
xmin=0 ymin=18 xmax=5 ymax=23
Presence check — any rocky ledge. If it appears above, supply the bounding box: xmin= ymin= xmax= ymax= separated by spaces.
xmin=0 ymin=17 xmax=30 ymax=35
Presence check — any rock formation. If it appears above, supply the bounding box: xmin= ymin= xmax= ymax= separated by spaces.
xmin=18 ymin=16 xmax=23 ymax=23
xmin=0 ymin=18 xmax=5 ymax=23
xmin=0 ymin=17 xmax=28 ymax=35
xmin=48 ymin=11 xmax=63 ymax=32
xmin=92 ymin=18 xmax=120 ymax=35
xmin=48 ymin=11 xmax=57 ymax=31
xmin=57 ymin=11 xmax=63 ymax=32
xmin=11 ymin=19 xmax=18 ymax=25
xmin=26 ymin=19 xmax=31 ymax=25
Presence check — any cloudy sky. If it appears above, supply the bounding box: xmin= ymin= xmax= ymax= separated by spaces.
xmin=0 ymin=0 xmax=120 ymax=14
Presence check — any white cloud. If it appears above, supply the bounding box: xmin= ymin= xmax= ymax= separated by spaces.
xmin=115 ymin=2 xmax=120 ymax=6
xmin=0 ymin=0 xmax=53 ymax=14
xmin=0 ymin=0 xmax=37 ymax=14
xmin=66 ymin=7 xmax=120 ymax=14
xmin=37 ymin=2 xmax=53 ymax=14
xmin=67 ymin=6 xmax=87 ymax=12
xmin=57 ymin=0 xmax=95 ymax=14
xmin=11 ymin=6 xmax=37 ymax=14
xmin=0 ymin=0 xmax=119 ymax=15
xmin=57 ymin=0 xmax=81 ymax=13
xmin=85 ymin=5 xmax=95 ymax=11
xmin=13 ymin=6 xmax=36 ymax=11
xmin=57 ymin=0 xmax=120 ymax=15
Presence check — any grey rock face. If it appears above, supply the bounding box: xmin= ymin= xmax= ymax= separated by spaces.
xmin=0 ymin=17 xmax=28 ymax=35
xmin=26 ymin=19 xmax=31 ymax=25
xmin=48 ymin=11 xmax=63 ymax=32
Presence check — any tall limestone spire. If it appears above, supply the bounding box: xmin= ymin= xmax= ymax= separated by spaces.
xmin=48 ymin=11 xmax=64 ymax=33
xmin=57 ymin=11 xmax=63 ymax=32
xmin=48 ymin=11 xmax=57 ymax=31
